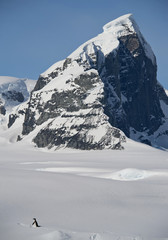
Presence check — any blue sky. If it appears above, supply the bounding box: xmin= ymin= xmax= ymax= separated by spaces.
xmin=1 ymin=0 xmax=168 ymax=89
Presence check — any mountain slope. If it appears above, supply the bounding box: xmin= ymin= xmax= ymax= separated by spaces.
xmin=5 ymin=14 xmax=168 ymax=150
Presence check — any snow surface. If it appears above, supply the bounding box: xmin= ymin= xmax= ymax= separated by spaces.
xmin=165 ymin=89 xmax=168 ymax=96
xmin=37 ymin=167 xmax=168 ymax=181
xmin=0 ymin=138 xmax=168 ymax=240
xmin=0 ymin=76 xmax=20 ymax=84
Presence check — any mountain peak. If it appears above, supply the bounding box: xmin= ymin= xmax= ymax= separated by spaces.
xmin=101 ymin=14 xmax=155 ymax=64
xmin=103 ymin=13 xmax=134 ymax=33
xmin=66 ymin=14 xmax=155 ymax=66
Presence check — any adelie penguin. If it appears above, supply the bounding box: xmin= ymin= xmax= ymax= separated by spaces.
xmin=32 ymin=218 xmax=40 ymax=227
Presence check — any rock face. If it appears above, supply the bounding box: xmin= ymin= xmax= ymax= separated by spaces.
xmin=0 ymin=99 xmax=6 ymax=115
xmin=22 ymin=67 xmax=125 ymax=150
xmin=19 ymin=14 xmax=168 ymax=150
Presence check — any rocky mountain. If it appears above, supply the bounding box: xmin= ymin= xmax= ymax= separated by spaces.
xmin=2 ymin=14 xmax=168 ymax=150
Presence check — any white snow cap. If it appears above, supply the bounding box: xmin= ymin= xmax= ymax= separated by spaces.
xmin=103 ymin=13 xmax=155 ymax=64
xmin=103 ymin=13 xmax=134 ymax=33
xmin=70 ymin=13 xmax=155 ymax=63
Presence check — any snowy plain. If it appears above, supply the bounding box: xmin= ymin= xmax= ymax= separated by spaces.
xmin=0 ymin=138 xmax=168 ymax=240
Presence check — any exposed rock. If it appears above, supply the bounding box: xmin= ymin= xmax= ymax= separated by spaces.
xmin=2 ymin=91 xmax=24 ymax=102
xmin=102 ymin=32 xmax=164 ymax=136
xmin=0 ymin=105 xmax=6 ymax=115
xmin=8 ymin=114 xmax=18 ymax=128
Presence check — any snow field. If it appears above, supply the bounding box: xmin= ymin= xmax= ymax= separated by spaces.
xmin=36 ymin=167 xmax=168 ymax=181
xmin=0 ymin=139 xmax=168 ymax=239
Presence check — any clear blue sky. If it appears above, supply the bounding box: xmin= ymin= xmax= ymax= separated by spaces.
xmin=1 ymin=0 xmax=168 ymax=89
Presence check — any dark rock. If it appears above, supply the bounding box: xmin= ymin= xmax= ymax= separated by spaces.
xmin=8 ymin=114 xmax=18 ymax=128
xmin=2 ymin=91 xmax=24 ymax=102
xmin=74 ymin=72 xmax=99 ymax=91
xmin=141 ymin=139 xmax=151 ymax=146
xmin=63 ymin=58 xmax=72 ymax=70
xmin=22 ymin=109 xmax=36 ymax=135
xmin=17 ymin=135 xmax=22 ymax=141
xmin=101 ymin=32 xmax=166 ymax=140
xmin=33 ymin=125 xmax=125 ymax=150
xmin=34 ymin=76 xmax=50 ymax=91
xmin=0 ymin=105 xmax=6 ymax=115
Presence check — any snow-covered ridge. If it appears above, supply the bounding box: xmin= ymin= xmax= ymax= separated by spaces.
xmin=0 ymin=76 xmax=20 ymax=84
xmin=40 ymin=60 xmax=64 ymax=78
xmin=70 ymin=13 xmax=155 ymax=63
xmin=103 ymin=13 xmax=134 ymax=33
xmin=0 ymin=76 xmax=36 ymax=93
xmin=41 ymin=14 xmax=155 ymax=80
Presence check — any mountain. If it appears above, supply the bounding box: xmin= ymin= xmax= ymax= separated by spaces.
xmin=2 ymin=14 xmax=168 ymax=150
xmin=0 ymin=76 xmax=35 ymax=112
xmin=0 ymin=76 xmax=36 ymax=142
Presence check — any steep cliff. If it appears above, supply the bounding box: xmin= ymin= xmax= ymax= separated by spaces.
xmin=18 ymin=14 xmax=168 ymax=150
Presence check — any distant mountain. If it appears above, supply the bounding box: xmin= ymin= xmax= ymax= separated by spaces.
xmin=1 ymin=14 xmax=168 ymax=150
xmin=0 ymin=76 xmax=35 ymax=113
xmin=0 ymin=76 xmax=36 ymax=142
